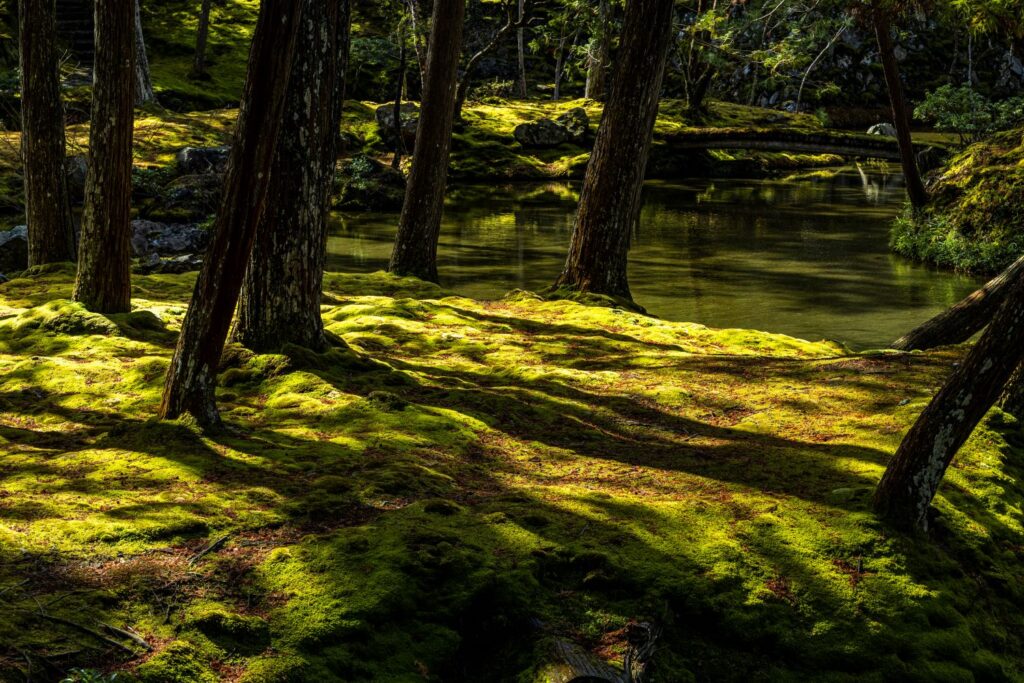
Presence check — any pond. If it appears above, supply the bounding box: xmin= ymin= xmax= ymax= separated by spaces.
xmin=327 ymin=167 xmax=983 ymax=350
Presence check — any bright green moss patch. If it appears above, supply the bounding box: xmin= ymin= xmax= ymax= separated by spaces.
xmin=0 ymin=267 xmax=1022 ymax=680
xmin=891 ymin=126 xmax=1024 ymax=273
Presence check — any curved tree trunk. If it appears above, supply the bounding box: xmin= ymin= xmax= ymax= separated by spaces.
xmin=234 ymin=0 xmax=350 ymax=353
xmin=134 ymin=0 xmax=156 ymax=105
xmin=73 ymin=0 xmax=135 ymax=313
xmin=553 ymin=0 xmax=675 ymax=300
xmin=872 ymin=9 xmax=928 ymax=209
xmin=387 ymin=0 xmax=466 ymax=282
xmin=19 ymin=0 xmax=77 ymax=266
xmin=191 ymin=0 xmax=214 ymax=79
xmin=160 ymin=0 xmax=304 ymax=427
xmin=874 ymin=264 xmax=1024 ymax=531
xmin=891 ymin=254 xmax=1024 ymax=351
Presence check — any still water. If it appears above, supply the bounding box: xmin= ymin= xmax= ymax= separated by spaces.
xmin=327 ymin=168 xmax=982 ymax=349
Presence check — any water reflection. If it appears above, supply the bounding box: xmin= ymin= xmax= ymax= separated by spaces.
xmin=327 ymin=169 xmax=981 ymax=349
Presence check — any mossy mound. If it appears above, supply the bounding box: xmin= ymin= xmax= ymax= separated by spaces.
xmin=891 ymin=126 xmax=1024 ymax=273
xmin=0 ymin=268 xmax=1022 ymax=680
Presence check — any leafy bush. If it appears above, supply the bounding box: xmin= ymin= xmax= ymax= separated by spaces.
xmin=915 ymin=85 xmax=1024 ymax=144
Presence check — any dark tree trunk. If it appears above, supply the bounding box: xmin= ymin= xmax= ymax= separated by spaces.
xmin=387 ymin=0 xmax=465 ymax=282
xmin=584 ymin=0 xmax=610 ymax=101
xmin=134 ymin=0 xmax=156 ymax=105
xmin=234 ymin=0 xmax=350 ymax=353
xmin=1000 ymin=363 xmax=1024 ymax=422
xmin=453 ymin=7 xmax=524 ymax=121
xmin=18 ymin=0 xmax=76 ymax=266
xmin=553 ymin=0 xmax=675 ymax=299
xmin=872 ymin=10 xmax=928 ymax=209
xmin=160 ymin=0 xmax=304 ymax=427
xmin=392 ymin=30 xmax=407 ymax=170
xmin=874 ymin=265 xmax=1024 ymax=531
xmin=891 ymin=255 xmax=1024 ymax=351
xmin=683 ymin=0 xmax=715 ymax=113
xmin=73 ymin=0 xmax=135 ymax=313
xmin=191 ymin=0 xmax=213 ymax=79
xmin=516 ymin=0 xmax=527 ymax=97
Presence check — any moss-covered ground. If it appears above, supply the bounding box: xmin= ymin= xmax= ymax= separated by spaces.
xmin=891 ymin=126 xmax=1024 ymax=274
xmin=0 ymin=266 xmax=1022 ymax=681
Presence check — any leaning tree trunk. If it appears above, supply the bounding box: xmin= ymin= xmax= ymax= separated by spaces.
xmin=387 ymin=0 xmax=466 ymax=282
xmin=160 ymin=0 xmax=304 ymax=427
xmin=73 ymin=0 xmax=135 ymax=313
xmin=873 ymin=10 xmax=928 ymax=209
xmin=874 ymin=264 xmax=1024 ymax=531
xmin=134 ymin=0 xmax=156 ymax=105
xmin=1000 ymin=363 xmax=1024 ymax=422
xmin=191 ymin=0 xmax=213 ymax=79
xmin=18 ymin=0 xmax=77 ymax=266
xmin=584 ymin=0 xmax=611 ymax=101
xmin=553 ymin=0 xmax=675 ymax=299
xmin=234 ymin=0 xmax=350 ymax=353
xmin=891 ymin=254 xmax=1024 ymax=351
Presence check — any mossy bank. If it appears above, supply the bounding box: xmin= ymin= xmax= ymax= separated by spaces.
xmin=0 ymin=265 xmax=1022 ymax=681
xmin=891 ymin=126 xmax=1024 ymax=274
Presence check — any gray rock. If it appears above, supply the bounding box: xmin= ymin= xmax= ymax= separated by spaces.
xmin=176 ymin=146 xmax=231 ymax=175
xmin=0 ymin=225 xmax=28 ymax=274
xmin=134 ymin=253 xmax=204 ymax=275
xmin=131 ymin=219 xmax=210 ymax=257
xmin=556 ymin=107 xmax=589 ymax=145
xmin=867 ymin=122 xmax=898 ymax=137
xmin=144 ymin=173 xmax=223 ymax=222
xmin=375 ymin=103 xmax=419 ymax=149
xmin=513 ymin=119 xmax=569 ymax=148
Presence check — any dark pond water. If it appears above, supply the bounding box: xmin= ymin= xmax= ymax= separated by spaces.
xmin=327 ymin=167 xmax=982 ymax=349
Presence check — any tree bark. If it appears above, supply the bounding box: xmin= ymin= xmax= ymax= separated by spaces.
xmin=160 ymin=0 xmax=304 ymax=427
xmin=872 ymin=9 xmax=928 ymax=209
xmin=891 ymin=254 xmax=1024 ymax=351
xmin=874 ymin=265 xmax=1024 ymax=531
xmin=553 ymin=0 xmax=675 ymax=299
xmin=387 ymin=0 xmax=465 ymax=282
xmin=516 ymin=0 xmax=527 ymax=97
xmin=134 ymin=0 xmax=156 ymax=105
xmin=392 ymin=28 xmax=407 ymax=170
xmin=234 ymin=0 xmax=350 ymax=353
xmin=72 ymin=0 xmax=135 ymax=313
xmin=584 ymin=0 xmax=610 ymax=101
xmin=191 ymin=0 xmax=213 ymax=79
xmin=18 ymin=0 xmax=77 ymax=266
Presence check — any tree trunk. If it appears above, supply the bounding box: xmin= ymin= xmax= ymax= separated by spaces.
xmin=553 ymin=0 xmax=675 ymax=299
xmin=516 ymin=0 xmax=526 ymax=97
xmin=891 ymin=254 xmax=1024 ymax=351
xmin=160 ymin=0 xmax=304 ymax=427
xmin=392 ymin=30 xmax=407 ymax=170
xmin=453 ymin=7 xmax=526 ymax=122
xmin=874 ymin=265 xmax=1024 ymax=531
xmin=234 ymin=0 xmax=350 ymax=353
xmin=18 ymin=0 xmax=77 ymax=265
xmin=73 ymin=0 xmax=135 ymax=313
xmin=191 ymin=0 xmax=213 ymax=79
xmin=1000 ymin=363 xmax=1024 ymax=422
xmin=553 ymin=28 xmax=567 ymax=101
xmin=387 ymin=0 xmax=465 ymax=282
xmin=405 ymin=0 xmax=428 ymax=94
xmin=134 ymin=0 xmax=156 ymax=105
xmin=584 ymin=0 xmax=610 ymax=101
xmin=872 ymin=10 xmax=928 ymax=209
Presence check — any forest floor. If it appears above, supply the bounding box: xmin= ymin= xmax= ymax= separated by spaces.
xmin=0 ymin=266 xmax=1022 ymax=681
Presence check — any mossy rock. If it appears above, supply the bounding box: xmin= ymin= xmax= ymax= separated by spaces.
xmin=135 ymin=640 xmax=218 ymax=683
xmin=184 ymin=603 xmax=272 ymax=655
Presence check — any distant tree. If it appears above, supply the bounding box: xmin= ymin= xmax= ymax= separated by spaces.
xmin=73 ymin=0 xmax=135 ymax=313
xmin=134 ymin=0 xmax=156 ymax=105
xmin=234 ymin=0 xmax=351 ymax=353
xmin=391 ymin=21 xmax=408 ymax=169
xmin=552 ymin=0 xmax=676 ymax=299
xmin=191 ymin=0 xmax=214 ymax=79
xmin=584 ymin=0 xmax=611 ymax=100
xmin=517 ymin=0 xmax=528 ymax=96
xmin=875 ymin=265 xmax=1024 ymax=531
xmin=454 ymin=0 xmax=528 ymax=120
xmin=865 ymin=0 xmax=929 ymax=208
xmin=18 ymin=0 xmax=77 ymax=265
xmin=160 ymin=0 xmax=304 ymax=427
xmin=388 ymin=0 xmax=466 ymax=282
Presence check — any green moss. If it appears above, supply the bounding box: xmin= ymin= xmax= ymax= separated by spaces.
xmin=0 ymin=267 xmax=1023 ymax=680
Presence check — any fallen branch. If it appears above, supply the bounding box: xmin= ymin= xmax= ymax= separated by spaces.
xmin=32 ymin=613 xmax=138 ymax=656
xmin=100 ymin=622 xmax=153 ymax=651
xmin=188 ymin=533 xmax=232 ymax=566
